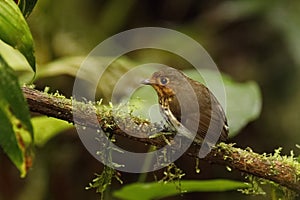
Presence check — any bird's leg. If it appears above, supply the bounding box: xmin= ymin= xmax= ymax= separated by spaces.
xmin=148 ymin=118 xmax=176 ymax=144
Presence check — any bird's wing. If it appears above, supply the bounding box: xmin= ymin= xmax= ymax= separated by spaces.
xmin=200 ymin=92 xmax=228 ymax=142
xmin=183 ymin=89 xmax=228 ymax=143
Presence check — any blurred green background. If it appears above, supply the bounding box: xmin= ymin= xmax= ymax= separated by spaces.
xmin=1 ymin=0 xmax=300 ymax=199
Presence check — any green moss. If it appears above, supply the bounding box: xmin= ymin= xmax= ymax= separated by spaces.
xmin=86 ymin=166 xmax=123 ymax=200
xmin=238 ymin=175 xmax=266 ymax=195
xmin=160 ymin=163 xmax=186 ymax=193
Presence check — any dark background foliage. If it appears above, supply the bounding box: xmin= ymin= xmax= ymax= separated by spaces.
xmin=1 ymin=0 xmax=300 ymax=199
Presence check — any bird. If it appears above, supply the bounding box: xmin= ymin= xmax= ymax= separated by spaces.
xmin=142 ymin=67 xmax=228 ymax=146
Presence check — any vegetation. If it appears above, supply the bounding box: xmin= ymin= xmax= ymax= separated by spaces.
xmin=1 ymin=0 xmax=300 ymax=199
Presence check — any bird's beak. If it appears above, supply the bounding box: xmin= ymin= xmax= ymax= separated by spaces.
xmin=141 ymin=79 xmax=153 ymax=85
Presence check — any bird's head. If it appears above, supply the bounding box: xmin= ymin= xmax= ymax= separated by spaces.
xmin=141 ymin=68 xmax=186 ymax=98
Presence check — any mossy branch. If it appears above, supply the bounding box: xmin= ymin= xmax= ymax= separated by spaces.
xmin=22 ymin=86 xmax=300 ymax=193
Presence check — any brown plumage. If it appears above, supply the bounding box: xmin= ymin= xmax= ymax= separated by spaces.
xmin=142 ymin=67 xmax=228 ymax=145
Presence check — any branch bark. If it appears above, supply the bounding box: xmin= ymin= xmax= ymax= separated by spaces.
xmin=22 ymin=86 xmax=300 ymax=193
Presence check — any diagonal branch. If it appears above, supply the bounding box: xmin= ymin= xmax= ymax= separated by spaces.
xmin=22 ymin=86 xmax=300 ymax=192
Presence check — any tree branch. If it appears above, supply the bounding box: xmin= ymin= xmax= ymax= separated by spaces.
xmin=22 ymin=86 xmax=300 ymax=192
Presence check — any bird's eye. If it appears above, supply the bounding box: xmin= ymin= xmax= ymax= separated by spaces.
xmin=159 ymin=77 xmax=169 ymax=85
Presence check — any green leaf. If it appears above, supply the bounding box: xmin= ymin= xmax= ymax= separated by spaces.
xmin=16 ymin=0 xmax=38 ymax=18
xmin=113 ymin=179 xmax=249 ymax=200
xmin=0 ymin=40 xmax=34 ymax=83
xmin=36 ymin=56 xmax=87 ymax=79
xmin=0 ymin=56 xmax=34 ymax=177
xmin=32 ymin=116 xmax=73 ymax=147
xmin=0 ymin=0 xmax=36 ymax=71
xmin=132 ymin=69 xmax=262 ymax=137
xmin=224 ymin=78 xmax=262 ymax=136
xmin=36 ymin=56 xmax=140 ymax=101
